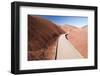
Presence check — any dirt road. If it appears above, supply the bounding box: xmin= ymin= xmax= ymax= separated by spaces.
xmin=56 ymin=34 xmax=83 ymax=59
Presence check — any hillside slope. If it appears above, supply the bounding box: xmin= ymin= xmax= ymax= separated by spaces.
xmin=28 ymin=15 xmax=65 ymax=60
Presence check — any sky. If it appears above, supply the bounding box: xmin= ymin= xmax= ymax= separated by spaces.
xmin=33 ymin=15 xmax=88 ymax=27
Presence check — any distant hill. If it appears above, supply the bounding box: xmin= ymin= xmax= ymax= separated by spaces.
xmin=82 ymin=25 xmax=88 ymax=28
xmin=64 ymin=24 xmax=78 ymax=29
xmin=82 ymin=25 xmax=88 ymax=30
xmin=60 ymin=24 xmax=79 ymax=33
xmin=28 ymin=15 xmax=65 ymax=60
xmin=60 ymin=24 xmax=88 ymax=33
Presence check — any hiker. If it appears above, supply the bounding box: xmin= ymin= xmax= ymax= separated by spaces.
xmin=65 ymin=34 xmax=68 ymax=40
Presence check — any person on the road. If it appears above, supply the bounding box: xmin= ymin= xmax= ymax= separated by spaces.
xmin=65 ymin=34 xmax=68 ymax=40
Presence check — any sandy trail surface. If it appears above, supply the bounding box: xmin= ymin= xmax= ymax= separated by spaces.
xmin=57 ymin=34 xmax=83 ymax=59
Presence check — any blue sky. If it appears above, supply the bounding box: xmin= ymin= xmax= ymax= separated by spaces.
xmin=33 ymin=15 xmax=88 ymax=27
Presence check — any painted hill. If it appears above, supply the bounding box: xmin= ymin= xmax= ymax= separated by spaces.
xmin=60 ymin=25 xmax=78 ymax=34
xmin=61 ymin=25 xmax=88 ymax=58
xmin=28 ymin=15 xmax=65 ymax=60
xmin=82 ymin=25 xmax=88 ymax=29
